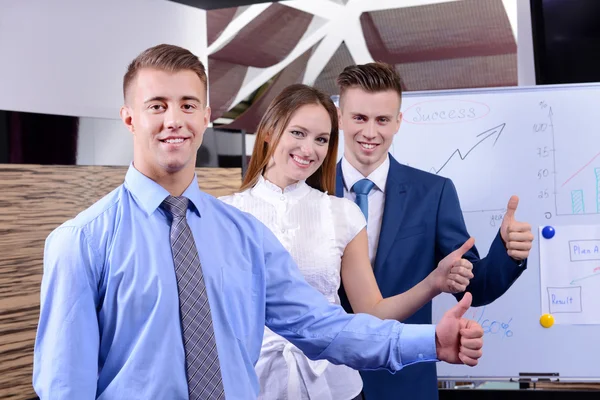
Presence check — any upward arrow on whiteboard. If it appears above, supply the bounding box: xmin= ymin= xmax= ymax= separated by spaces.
xmin=430 ymin=123 xmax=506 ymax=175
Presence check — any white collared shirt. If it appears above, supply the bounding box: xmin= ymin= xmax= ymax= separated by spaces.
xmin=220 ymin=176 xmax=365 ymax=400
xmin=341 ymin=154 xmax=390 ymax=266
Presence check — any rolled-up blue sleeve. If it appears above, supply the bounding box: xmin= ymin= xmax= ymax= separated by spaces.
xmin=33 ymin=225 xmax=101 ymax=399
xmin=261 ymin=225 xmax=438 ymax=372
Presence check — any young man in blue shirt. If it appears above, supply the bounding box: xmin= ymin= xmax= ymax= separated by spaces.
xmin=34 ymin=45 xmax=485 ymax=400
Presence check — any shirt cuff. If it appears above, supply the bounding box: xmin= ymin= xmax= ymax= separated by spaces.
xmin=399 ymin=324 xmax=438 ymax=366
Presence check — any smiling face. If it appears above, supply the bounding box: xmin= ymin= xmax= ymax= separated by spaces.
xmin=120 ymin=67 xmax=210 ymax=182
xmin=339 ymin=87 xmax=401 ymax=177
xmin=263 ymin=103 xmax=332 ymax=189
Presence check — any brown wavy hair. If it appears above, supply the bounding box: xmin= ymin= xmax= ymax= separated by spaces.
xmin=240 ymin=84 xmax=339 ymax=194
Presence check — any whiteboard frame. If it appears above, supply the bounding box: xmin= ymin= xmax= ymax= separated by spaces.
xmin=401 ymin=82 xmax=600 ymax=99
xmin=395 ymin=82 xmax=600 ymax=382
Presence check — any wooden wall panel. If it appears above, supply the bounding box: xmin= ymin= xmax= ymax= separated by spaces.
xmin=0 ymin=164 xmax=241 ymax=399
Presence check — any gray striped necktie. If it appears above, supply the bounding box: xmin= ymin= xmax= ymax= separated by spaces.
xmin=161 ymin=195 xmax=225 ymax=399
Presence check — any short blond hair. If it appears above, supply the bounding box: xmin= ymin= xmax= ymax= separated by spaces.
xmin=337 ymin=62 xmax=402 ymax=103
xmin=123 ymin=44 xmax=207 ymax=102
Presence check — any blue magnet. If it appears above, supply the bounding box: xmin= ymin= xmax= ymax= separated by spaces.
xmin=542 ymin=226 xmax=555 ymax=239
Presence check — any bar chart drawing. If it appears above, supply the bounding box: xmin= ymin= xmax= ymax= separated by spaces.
xmin=596 ymin=168 xmax=600 ymax=213
xmin=557 ymin=159 xmax=600 ymax=216
xmin=571 ymin=189 xmax=585 ymax=214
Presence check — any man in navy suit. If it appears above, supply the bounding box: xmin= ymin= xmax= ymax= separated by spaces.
xmin=335 ymin=63 xmax=534 ymax=400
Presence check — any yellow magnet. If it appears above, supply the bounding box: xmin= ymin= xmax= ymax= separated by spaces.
xmin=540 ymin=313 xmax=554 ymax=328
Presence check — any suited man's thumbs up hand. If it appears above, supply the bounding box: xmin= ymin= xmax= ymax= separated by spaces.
xmin=428 ymin=238 xmax=475 ymax=295
xmin=435 ymin=292 xmax=484 ymax=366
xmin=500 ymin=196 xmax=534 ymax=261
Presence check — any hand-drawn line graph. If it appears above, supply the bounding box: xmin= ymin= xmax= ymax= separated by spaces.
xmin=429 ymin=123 xmax=506 ymax=175
xmin=560 ymin=156 xmax=600 ymax=215
xmin=551 ymin=104 xmax=600 ymax=216
xmin=561 ymin=151 xmax=600 ymax=188
xmin=396 ymin=122 xmax=507 ymax=215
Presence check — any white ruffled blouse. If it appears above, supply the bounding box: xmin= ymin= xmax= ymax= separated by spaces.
xmin=219 ymin=176 xmax=367 ymax=400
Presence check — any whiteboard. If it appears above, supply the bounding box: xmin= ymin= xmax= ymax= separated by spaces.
xmin=337 ymin=83 xmax=600 ymax=380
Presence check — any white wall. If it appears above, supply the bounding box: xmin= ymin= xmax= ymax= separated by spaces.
xmin=0 ymin=0 xmax=207 ymax=120
xmin=76 ymin=117 xmax=132 ymax=165
xmin=75 ymin=120 xmax=246 ymax=166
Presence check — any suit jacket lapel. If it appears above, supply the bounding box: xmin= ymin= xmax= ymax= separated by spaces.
xmin=337 ymin=157 xmax=410 ymax=274
xmin=374 ymin=156 xmax=409 ymax=274
xmin=335 ymin=161 xmax=344 ymax=198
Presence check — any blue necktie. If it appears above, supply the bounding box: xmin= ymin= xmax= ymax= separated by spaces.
xmin=352 ymin=179 xmax=375 ymax=222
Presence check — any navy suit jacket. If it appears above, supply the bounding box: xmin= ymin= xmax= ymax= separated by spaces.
xmin=336 ymin=155 xmax=526 ymax=400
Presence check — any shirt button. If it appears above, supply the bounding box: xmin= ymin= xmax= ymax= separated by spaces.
xmin=418 ymin=353 xmax=424 ymax=359
xmin=281 ymin=229 xmax=286 ymax=233
xmin=280 ymin=196 xmax=285 ymax=201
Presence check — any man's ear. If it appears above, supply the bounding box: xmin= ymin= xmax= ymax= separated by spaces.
xmin=394 ymin=111 xmax=403 ymax=134
xmin=120 ymin=105 xmax=135 ymax=134
xmin=337 ymin=107 xmax=343 ymax=131
xmin=203 ymin=105 xmax=211 ymax=129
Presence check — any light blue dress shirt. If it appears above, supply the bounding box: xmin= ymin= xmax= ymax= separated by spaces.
xmin=33 ymin=165 xmax=438 ymax=399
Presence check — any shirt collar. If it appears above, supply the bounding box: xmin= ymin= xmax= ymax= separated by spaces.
xmin=341 ymin=154 xmax=390 ymax=194
xmin=251 ymin=175 xmax=311 ymax=202
xmin=124 ymin=163 xmax=205 ymax=217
